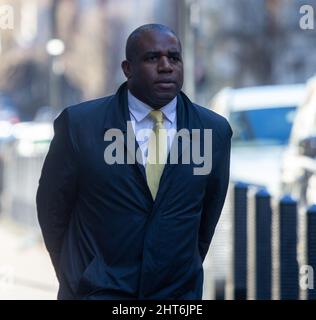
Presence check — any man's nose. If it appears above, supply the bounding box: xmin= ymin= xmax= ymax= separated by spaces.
xmin=157 ymin=56 xmax=172 ymax=72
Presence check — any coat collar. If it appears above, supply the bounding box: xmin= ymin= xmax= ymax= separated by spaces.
xmin=127 ymin=89 xmax=177 ymax=125
xmin=103 ymin=82 xmax=131 ymax=132
xmin=103 ymin=81 xmax=201 ymax=132
xmin=102 ymin=81 xmax=205 ymax=204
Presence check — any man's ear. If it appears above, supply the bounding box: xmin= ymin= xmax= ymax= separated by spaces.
xmin=121 ymin=60 xmax=132 ymax=79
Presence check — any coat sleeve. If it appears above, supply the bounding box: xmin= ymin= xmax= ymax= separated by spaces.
xmin=198 ymin=120 xmax=232 ymax=263
xmin=36 ymin=109 xmax=79 ymax=278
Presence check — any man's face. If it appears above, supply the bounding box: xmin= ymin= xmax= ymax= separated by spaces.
xmin=122 ymin=30 xmax=184 ymax=109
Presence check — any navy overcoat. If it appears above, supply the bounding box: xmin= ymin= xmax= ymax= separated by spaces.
xmin=36 ymin=82 xmax=232 ymax=299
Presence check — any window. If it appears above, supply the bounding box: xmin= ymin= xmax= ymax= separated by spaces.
xmin=230 ymin=106 xmax=297 ymax=145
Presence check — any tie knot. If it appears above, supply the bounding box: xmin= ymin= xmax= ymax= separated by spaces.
xmin=149 ymin=110 xmax=164 ymax=124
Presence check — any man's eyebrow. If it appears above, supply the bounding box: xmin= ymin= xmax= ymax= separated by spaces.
xmin=144 ymin=51 xmax=160 ymax=56
xmin=144 ymin=50 xmax=181 ymax=56
xmin=168 ymin=51 xmax=181 ymax=56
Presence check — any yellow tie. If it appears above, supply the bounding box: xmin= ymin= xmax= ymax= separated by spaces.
xmin=146 ymin=110 xmax=168 ymax=200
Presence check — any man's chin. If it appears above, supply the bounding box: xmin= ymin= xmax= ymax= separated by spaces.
xmin=151 ymin=93 xmax=177 ymax=108
xmin=154 ymin=88 xmax=179 ymax=100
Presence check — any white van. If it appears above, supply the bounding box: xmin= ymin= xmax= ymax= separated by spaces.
xmin=209 ymin=84 xmax=306 ymax=196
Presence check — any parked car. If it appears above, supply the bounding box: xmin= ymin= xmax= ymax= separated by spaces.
xmin=203 ymin=84 xmax=306 ymax=298
xmin=281 ymin=76 xmax=316 ymax=207
xmin=0 ymin=92 xmax=21 ymax=212
xmin=0 ymin=117 xmax=54 ymax=226
xmin=209 ymin=84 xmax=307 ymax=196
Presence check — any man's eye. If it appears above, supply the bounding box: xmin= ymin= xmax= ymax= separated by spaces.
xmin=146 ymin=56 xmax=158 ymax=62
xmin=170 ymin=56 xmax=180 ymax=62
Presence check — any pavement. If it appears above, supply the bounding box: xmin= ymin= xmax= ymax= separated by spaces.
xmin=0 ymin=215 xmax=217 ymax=300
xmin=0 ymin=217 xmax=58 ymax=300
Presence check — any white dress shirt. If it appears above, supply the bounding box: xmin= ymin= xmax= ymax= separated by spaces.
xmin=127 ymin=90 xmax=177 ymax=166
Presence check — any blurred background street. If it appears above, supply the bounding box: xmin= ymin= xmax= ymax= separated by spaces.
xmin=0 ymin=0 xmax=316 ymax=299
xmin=0 ymin=218 xmax=57 ymax=299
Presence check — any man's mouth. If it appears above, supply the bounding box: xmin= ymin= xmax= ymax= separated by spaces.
xmin=154 ymin=80 xmax=176 ymax=89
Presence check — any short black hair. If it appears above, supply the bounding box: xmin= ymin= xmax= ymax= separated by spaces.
xmin=125 ymin=24 xmax=181 ymax=61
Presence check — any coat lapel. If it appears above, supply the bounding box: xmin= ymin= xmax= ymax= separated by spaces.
xmin=103 ymin=82 xmax=148 ymax=187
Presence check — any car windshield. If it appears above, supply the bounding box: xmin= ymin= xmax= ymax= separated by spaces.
xmin=230 ymin=106 xmax=297 ymax=146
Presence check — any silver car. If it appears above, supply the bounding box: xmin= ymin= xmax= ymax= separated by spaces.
xmin=281 ymin=76 xmax=316 ymax=207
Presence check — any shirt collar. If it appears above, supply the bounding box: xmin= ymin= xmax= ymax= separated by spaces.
xmin=128 ymin=90 xmax=177 ymax=124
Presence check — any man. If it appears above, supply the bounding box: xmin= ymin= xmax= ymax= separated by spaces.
xmin=36 ymin=24 xmax=232 ymax=300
